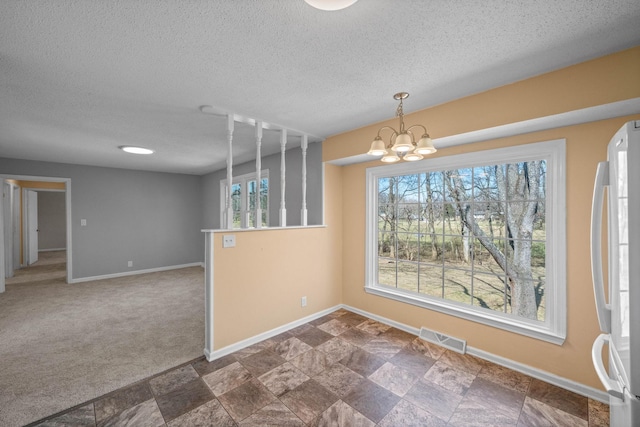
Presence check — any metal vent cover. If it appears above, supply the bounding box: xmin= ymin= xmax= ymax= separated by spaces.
xmin=419 ymin=327 xmax=467 ymax=354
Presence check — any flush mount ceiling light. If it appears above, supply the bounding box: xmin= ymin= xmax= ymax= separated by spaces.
xmin=304 ymin=0 xmax=358 ymax=11
xmin=119 ymin=146 xmax=155 ymax=155
xmin=367 ymin=92 xmax=437 ymax=163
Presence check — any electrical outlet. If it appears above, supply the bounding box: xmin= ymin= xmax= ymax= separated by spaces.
xmin=127 ymin=261 xmax=133 ymax=267
xmin=81 ymin=219 xmax=87 ymax=226
xmin=301 ymin=296 xmax=307 ymax=307
xmin=223 ymin=234 xmax=236 ymax=248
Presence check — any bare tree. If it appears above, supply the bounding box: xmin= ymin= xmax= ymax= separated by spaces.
xmin=446 ymin=162 xmax=544 ymax=320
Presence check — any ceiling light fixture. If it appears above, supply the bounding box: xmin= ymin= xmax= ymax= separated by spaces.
xmin=119 ymin=146 xmax=155 ymax=155
xmin=367 ymin=92 xmax=436 ymax=163
xmin=304 ymin=0 xmax=357 ymax=11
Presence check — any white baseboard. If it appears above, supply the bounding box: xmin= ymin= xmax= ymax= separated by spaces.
xmin=203 ymin=302 xmax=608 ymax=403
xmin=205 ymin=305 xmax=342 ymax=361
xmin=468 ymin=347 xmax=609 ymax=404
xmin=38 ymin=248 xmax=66 ymax=252
xmin=70 ymin=262 xmax=203 ymax=284
xmin=341 ymin=304 xmax=609 ymax=404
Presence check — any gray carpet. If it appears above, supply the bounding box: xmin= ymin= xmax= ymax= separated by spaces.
xmin=0 ymin=252 xmax=204 ymax=427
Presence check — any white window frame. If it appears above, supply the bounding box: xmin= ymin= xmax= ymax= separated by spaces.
xmin=220 ymin=170 xmax=269 ymax=229
xmin=365 ymin=139 xmax=566 ymax=344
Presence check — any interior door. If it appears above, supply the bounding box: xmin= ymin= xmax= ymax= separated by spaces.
xmin=27 ymin=190 xmax=38 ymax=265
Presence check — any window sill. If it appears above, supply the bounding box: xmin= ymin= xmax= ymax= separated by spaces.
xmin=364 ymin=285 xmax=566 ymax=345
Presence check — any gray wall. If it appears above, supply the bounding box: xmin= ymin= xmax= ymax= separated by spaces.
xmin=201 ymin=141 xmax=323 ymax=229
xmin=0 ymin=158 xmax=203 ymax=279
xmin=37 ymin=191 xmax=66 ymax=250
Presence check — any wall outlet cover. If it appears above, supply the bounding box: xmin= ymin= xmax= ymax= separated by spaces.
xmin=223 ymin=234 xmax=236 ymax=248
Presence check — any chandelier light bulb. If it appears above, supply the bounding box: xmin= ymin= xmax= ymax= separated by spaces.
xmin=403 ymin=152 xmax=424 ymax=161
xmin=367 ymin=137 xmax=388 ymax=156
xmin=391 ymin=133 xmax=414 ymax=152
xmin=414 ymin=135 xmax=437 ymax=155
xmin=381 ymin=152 xmax=400 ymax=163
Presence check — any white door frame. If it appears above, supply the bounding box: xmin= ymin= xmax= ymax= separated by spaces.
xmin=0 ymin=175 xmax=72 ymax=293
xmin=22 ymin=187 xmax=66 ymax=265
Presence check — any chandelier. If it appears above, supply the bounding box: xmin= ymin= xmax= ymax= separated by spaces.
xmin=367 ymin=92 xmax=437 ymax=163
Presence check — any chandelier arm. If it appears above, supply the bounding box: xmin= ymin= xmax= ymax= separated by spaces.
xmin=376 ymin=125 xmax=400 ymax=138
xmin=406 ymin=124 xmax=428 ymax=136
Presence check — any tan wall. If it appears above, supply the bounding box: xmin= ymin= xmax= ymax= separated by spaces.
xmin=212 ymin=164 xmax=343 ymax=349
xmin=323 ymin=46 xmax=640 ymax=390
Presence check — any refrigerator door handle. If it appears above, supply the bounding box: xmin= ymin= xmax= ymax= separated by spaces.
xmin=592 ymin=333 xmax=625 ymax=400
xmin=590 ymin=161 xmax=611 ymax=333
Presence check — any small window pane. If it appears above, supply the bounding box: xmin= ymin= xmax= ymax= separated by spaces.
xmin=444 ymin=268 xmax=473 ymax=305
xmin=420 ymin=171 xmax=445 ymax=202
xmin=397 ymin=203 xmax=420 ymax=233
xmin=397 ymin=232 xmax=419 ymax=261
xmin=378 ymin=258 xmax=397 ymax=287
xmin=473 ymin=166 xmax=499 ymax=201
xmin=419 ymin=264 xmax=443 ymax=298
xmin=396 ymin=261 xmax=419 ymax=293
xmin=472 ymin=272 xmax=508 ymax=312
xmin=444 ymin=168 xmax=473 ymax=201
xmin=472 ymin=238 xmax=504 ymax=274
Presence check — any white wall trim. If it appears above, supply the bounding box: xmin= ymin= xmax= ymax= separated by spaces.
xmin=468 ymin=347 xmax=609 ymax=404
xmin=341 ymin=304 xmax=608 ymax=404
xmin=204 ymin=305 xmax=341 ymax=361
xmin=329 ymin=97 xmax=640 ymax=166
xmin=69 ymin=262 xmax=203 ymax=284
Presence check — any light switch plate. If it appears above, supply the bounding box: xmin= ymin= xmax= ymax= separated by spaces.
xmin=222 ymin=234 xmax=236 ymax=248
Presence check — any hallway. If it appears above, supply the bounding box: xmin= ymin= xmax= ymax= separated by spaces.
xmin=5 ymin=250 xmax=66 ymax=285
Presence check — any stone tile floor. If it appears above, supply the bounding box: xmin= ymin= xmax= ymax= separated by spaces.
xmin=30 ymin=309 xmax=609 ymax=426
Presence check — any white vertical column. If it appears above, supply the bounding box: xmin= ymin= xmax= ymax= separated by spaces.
xmin=300 ymin=135 xmax=308 ymax=226
xmin=225 ymin=115 xmax=234 ymax=230
xmin=279 ymin=129 xmax=287 ymax=227
xmin=255 ymin=121 xmax=263 ymax=229
xmin=203 ymin=231 xmax=214 ymax=360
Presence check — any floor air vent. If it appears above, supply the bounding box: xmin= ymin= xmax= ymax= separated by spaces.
xmin=419 ymin=327 xmax=467 ymax=354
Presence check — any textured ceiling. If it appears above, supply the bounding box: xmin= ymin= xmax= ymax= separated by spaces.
xmin=1 ymin=0 xmax=639 ymax=175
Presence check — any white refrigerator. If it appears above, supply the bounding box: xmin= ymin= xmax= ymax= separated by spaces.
xmin=591 ymin=120 xmax=640 ymax=426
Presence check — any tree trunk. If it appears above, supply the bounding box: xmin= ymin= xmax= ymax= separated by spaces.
xmin=425 ymin=174 xmax=439 ymax=260
xmin=446 ymin=164 xmax=543 ymax=320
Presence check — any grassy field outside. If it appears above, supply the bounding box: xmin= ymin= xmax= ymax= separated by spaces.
xmin=377 ymin=217 xmax=546 ymax=321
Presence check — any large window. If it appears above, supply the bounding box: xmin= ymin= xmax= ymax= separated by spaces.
xmin=221 ymin=170 xmax=269 ymax=229
xmin=365 ymin=140 xmax=566 ymax=343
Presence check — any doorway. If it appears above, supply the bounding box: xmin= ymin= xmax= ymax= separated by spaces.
xmin=0 ymin=175 xmax=72 ymax=293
